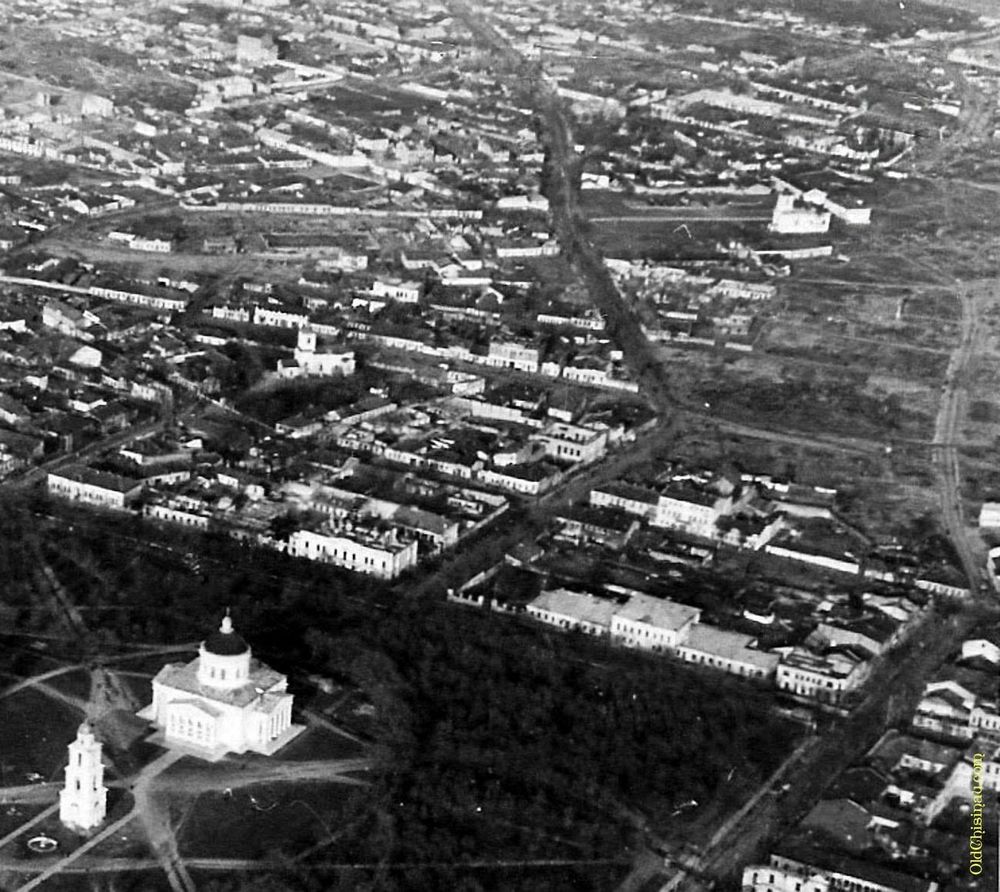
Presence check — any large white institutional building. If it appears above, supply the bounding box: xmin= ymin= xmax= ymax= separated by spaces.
xmin=60 ymin=721 xmax=108 ymax=832
xmin=137 ymin=613 xmax=303 ymax=760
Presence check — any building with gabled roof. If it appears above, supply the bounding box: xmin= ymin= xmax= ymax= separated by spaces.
xmin=527 ymin=588 xmax=618 ymax=637
xmin=867 ymin=731 xmax=963 ymax=780
xmin=137 ymin=613 xmax=302 ymax=761
xmin=677 ymin=623 xmax=780 ymax=679
xmin=800 ymin=798 xmax=874 ymax=852
xmin=610 ymin=592 xmax=701 ymax=652
xmin=48 ymin=465 xmax=144 ymax=510
xmin=745 ymin=843 xmax=940 ymax=892
xmin=776 ymin=646 xmax=870 ymax=705
xmin=911 ymin=680 xmax=977 ymax=741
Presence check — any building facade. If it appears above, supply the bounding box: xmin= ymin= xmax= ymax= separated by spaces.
xmin=287 ymin=527 xmax=418 ymax=579
xmin=776 ymin=648 xmax=870 ymax=704
xmin=48 ymin=466 xmax=143 ymax=510
xmin=137 ymin=614 xmax=301 ymax=760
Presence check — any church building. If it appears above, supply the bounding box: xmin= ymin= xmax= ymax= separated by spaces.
xmin=137 ymin=613 xmax=302 ymax=760
xmin=277 ymin=327 xmax=356 ymax=379
xmin=59 ymin=721 xmax=108 ymax=833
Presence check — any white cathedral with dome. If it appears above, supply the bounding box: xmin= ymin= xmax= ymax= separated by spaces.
xmin=137 ymin=612 xmax=303 ymax=760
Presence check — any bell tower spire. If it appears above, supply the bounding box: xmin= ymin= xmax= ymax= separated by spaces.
xmin=59 ymin=721 xmax=108 ymax=832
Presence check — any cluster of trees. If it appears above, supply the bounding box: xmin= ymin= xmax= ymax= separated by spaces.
xmin=0 ymin=495 xmax=799 ymax=889
xmin=700 ymin=369 xmax=918 ymax=438
xmin=235 ymin=375 xmax=369 ymax=425
xmin=303 ymin=600 xmax=798 ymax=886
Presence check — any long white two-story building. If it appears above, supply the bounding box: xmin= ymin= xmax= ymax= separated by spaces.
xmin=287 ymin=526 xmax=418 ymax=579
xmin=653 ymin=479 xmax=735 ymax=539
xmin=48 ymin=466 xmax=144 ymax=510
xmin=610 ymin=592 xmax=700 ymax=651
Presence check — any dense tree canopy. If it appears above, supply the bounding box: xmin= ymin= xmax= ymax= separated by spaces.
xmin=0 ymin=494 xmax=799 ymax=890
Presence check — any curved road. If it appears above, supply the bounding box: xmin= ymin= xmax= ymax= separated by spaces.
xmin=932 ymin=280 xmax=989 ymax=589
xmin=445 ymin=7 xmax=998 ymax=892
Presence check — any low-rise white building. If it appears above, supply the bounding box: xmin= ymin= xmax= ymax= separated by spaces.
xmin=495 ymin=193 xmax=550 ymax=213
xmin=653 ymin=480 xmax=734 ymax=539
xmin=743 ymin=849 xmax=938 ymax=892
xmin=211 ymin=304 xmax=252 ymax=323
xmin=610 ymin=593 xmax=700 ymax=652
xmin=253 ymin=305 xmax=309 ymax=329
xmin=590 ymin=482 xmax=659 ymax=519
xmin=764 ymin=542 xmax=861 ymax=576
xmin=114 ymin=235 xmax=173 ymax=253
xmin=707 ymin=279 xmax=777 ymax=301
xmin=912 ymin=680 xmax=976 ymax=740
xmin=533 ymin=421 xmax=608 ymax=464
xmin=526 ymin=588 xmax=617 ymax=636
xmin=971 ymin=700 xmax=1000 ymax=742
xmin=236 ymin=33 xmax=278 ymax=65
xmin=961 ymin=637 xmax=1000 ymax=665
xmin=536 ymin=309 xmax=605 ymax=330
xmin=743 ymin=862 xmax=831 ymax=892
xmin=476 ymin=463 xmax=561 ymax=496
xmin=676 ymin=623 xmax=779 ymax=679
xmin=769 ymin=194 xmax=831 ymax=234
xmin=48 ymin=466 xmax=143 ymax=510
xmin=287 ymin=527 xmax=418 ymax=579
xmin=144 ymin=501 xmax=211 ymax=530
xmin=776 ymin=647 xmax=870 ymax=705
xmin=88 ymin=285 xmax=187 ymax=313
xmin=371 ymin=279 xmax=422 ymax=303
xmin=978 ymin=502 xmax=1000 ymax=528
xmin=486 ymin=340 xmax=540 ymax=373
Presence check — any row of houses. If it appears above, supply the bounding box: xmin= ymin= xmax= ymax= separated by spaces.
xmin=589 ymin=475 xmax=967 ymax=596
xmin=526 ymin=587 xmax=778 ymax=678
xmin=211 ymin=301 xmax=639 ymax=393
xmin=742 ymin=627 xmax=1000 ymax=892
xmin=521 ymin=584 xmax=925 ymax=702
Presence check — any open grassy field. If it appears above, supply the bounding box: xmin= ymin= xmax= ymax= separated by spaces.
xmin=174 ymin=780 xmax=366 ymax=860
xmin=585 ymin=217 xmax=762 ymax=260
xmin=0 ymin=687 xmax=83 ymax=782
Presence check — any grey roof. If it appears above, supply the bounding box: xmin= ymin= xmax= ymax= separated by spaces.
xmin=51 ymin=464 xmax=143 ymax=494
xmin=867 ymin=731 xmax=963 ymax=773
xmin=680 ymin=623 xmax=780 ymax=670
xmin=169 ymin=697 xmax=223 ymax=719
xmin=614 ymin=592 xmax=700 ymax=631
xmin=529 ymin=588 xmax=617 ymax=628
xmin=152 ymin=657 xmax=286 ymax=708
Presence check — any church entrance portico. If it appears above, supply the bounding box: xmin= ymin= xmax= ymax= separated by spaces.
xmin=166 ymin=700 xmax=221 ymax=749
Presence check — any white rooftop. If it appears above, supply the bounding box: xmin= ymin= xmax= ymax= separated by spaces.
xmin=681 ymin=623 xmax=779 ymax=671
xmin=529 ymin=588 xmax=617 ymax=628
xmin=613 ymin=592 xmax=700 ymax=631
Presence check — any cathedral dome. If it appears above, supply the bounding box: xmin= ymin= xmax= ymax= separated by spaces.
xmin=202 ymin=613 xmax=250 ymax=657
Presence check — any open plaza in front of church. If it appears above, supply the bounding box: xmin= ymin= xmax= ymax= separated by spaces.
xmin=0 ymin=614 xmax=373 ymax=888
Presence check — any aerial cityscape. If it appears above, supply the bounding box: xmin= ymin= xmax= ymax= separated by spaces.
xmin=0 ymin=0 xmax=996 ymax=889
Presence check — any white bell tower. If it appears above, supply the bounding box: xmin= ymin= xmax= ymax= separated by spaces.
xmin=297 ymin=327 xmax=317 ymax=354
xmin=59 ymin=721 xmax=108 ymax=832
